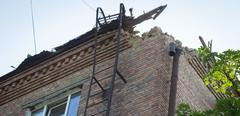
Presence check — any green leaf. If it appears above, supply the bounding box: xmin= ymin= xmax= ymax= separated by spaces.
xmin=197 ymin=46 xmax=240 ymax=97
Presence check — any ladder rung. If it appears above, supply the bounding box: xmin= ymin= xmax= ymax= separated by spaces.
xmin=99 ymin=17 xmax=118 ymax=22
xmin=98 ymin=13 xmax=119 ymax=20
xmin=87 ymin=98 xmax=108 ymax=108
xmin=108 ymin=16 xmax=119 ymax=20
xmin=92 ymin=75 xmax=112 ymax=85
xmin=95 ymin=65 xmax=114 ymax=74
xmin=98 ymin=17 xmax=118 ymax=24
xmin=91 ymin=110 xmax=107 ymax=116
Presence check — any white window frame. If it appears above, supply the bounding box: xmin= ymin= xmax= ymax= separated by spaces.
xmin=47 ymin=101 xmax=67 ymax=116
xmin=28 ymin=91 xmax=80 ymax=116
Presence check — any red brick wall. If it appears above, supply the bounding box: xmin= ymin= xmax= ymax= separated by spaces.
xmin=0 ymin=27 xmax=216 ymax=116
xmin=79 ymin=27 xmax=216 ymax=115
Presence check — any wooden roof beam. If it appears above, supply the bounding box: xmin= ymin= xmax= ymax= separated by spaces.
xmin=131 ymin=5 xmax=167 ymax=26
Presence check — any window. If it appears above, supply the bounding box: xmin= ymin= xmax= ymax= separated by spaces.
xmin=30 ymin=92 xmax=81 ymax=116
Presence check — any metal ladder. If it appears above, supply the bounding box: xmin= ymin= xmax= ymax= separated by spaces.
xmin=83 ymin=3 xmax=127 ymax=116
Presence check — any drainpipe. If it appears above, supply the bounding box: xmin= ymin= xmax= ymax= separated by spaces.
xmin=167 ymin=42 xmax=181 ymax=116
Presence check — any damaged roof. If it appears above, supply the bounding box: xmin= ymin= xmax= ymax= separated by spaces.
xmin=0 ymin=4 xmax=167 ymax=82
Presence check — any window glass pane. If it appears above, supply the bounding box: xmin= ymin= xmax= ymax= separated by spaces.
xmin=67 ymin=92 xmax=81 ymax=116
xmin=48 ymin=102 xmax=67 ymax=116
xmin=32 ymin=108 xmax=44 ymax=116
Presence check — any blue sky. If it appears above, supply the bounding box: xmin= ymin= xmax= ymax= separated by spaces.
xmin=0 ymin=0 xmax=239 ymax=76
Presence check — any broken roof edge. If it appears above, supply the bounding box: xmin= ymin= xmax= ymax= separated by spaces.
xmin=141 ymin=26 xmax=198 ymax=57
xmin=0 ymin=4 xmax=167 ymax=82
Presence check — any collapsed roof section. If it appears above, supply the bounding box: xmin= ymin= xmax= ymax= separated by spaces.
xmin=0 ymin=4 xmax=167 ymax=82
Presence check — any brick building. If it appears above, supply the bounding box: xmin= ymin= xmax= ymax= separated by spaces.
xmin=0 ymin=4 xmax=222 ymax=116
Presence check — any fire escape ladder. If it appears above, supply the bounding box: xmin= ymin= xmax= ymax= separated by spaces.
xmin=83 ymin=3 xmax=127 ymax=116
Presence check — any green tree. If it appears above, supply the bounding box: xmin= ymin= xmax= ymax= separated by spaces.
xmin=198 ymin=47 xmax=240 ymax=97
xmin=176 ymin=98 xmax=240 ymax=116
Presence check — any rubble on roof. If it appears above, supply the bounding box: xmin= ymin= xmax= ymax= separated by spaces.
xmin=0 ymin=4 xmax=167 ymax=81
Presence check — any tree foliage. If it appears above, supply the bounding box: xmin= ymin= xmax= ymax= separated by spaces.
xmin=197 ymin=47 xmax=240 ymax=97
xmin=176 ymin=98 xmax=240 ymax=116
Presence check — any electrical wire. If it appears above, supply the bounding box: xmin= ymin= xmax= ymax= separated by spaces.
xmin=29 ymin=0 xmax=96 ymax=55
xmin=30 ymin=0 xmax=37 ymax=54
xmin=81 ymin=0 xmax=95 ymax=11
